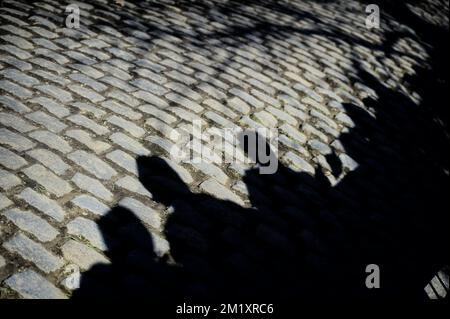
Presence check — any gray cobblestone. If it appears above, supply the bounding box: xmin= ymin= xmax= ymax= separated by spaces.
xmin=65 ymin=51 xmax=97 ymax=65
xmin=0 ymin=194 xmax=13 ymax=210
xmin=71 ymin=195 xmax=110 ymax=216
xmin=3 ymin=208 xmax=58 ymax=242
xmin=115 ymin=176 xmax=152 ymax=199
xmin=0 ymin=25 xmax=32 ymax=38
xmin=0 ymin=128 xmax=35 ymax=152
xmin=26 ymin=149 xmax=69 ymax=175
xmin=200 ymin=179 xmax=244 ymax=206
xmin=140 ymin=106 xmax=176 ymax=127
xmin=283 ymin=151 xmax=315 ymax=175
xmin=0 ymin=113 xmax=36 ymax=133
xmin=308 ymin=139 xmax=333 ymax=155
xmin=0 ymin=68 xmax=39 ymax=87
xmin=71 ymin=64 xmax=104 ymax=79
xmin=67 ymin=217 xmax=107 ymax=251
xmin=107 ymin=115 xmax=145 ymax=138
xmin=0 ymin=95 xmax=30 ymax=113
xmin=29 ymin=97 xmax=70 ymax=118
xmin=133 ymin=90 xmax=169 ymax=108
xmin=0 ymin=168 xmax=21 ymax=190
xmin=101 ymin=100 xmax=142 ymax=120
xmin=29 ymin=130 xmax=73 ymax=154
xmin=32 ymin=38 xmax=60 ymax=51
xmin=16 ymin=188 xmax=66 ymax=222
xmin=0 ymin=146 xmax=27 ymax=170
xmin=66 ymin=130 xmax=111 ymax=154
xmin=131 ymin=78 xmax=168 ymax=96
xmin=167 ymin=82 xmax=203 ymax=101
xmin=106 ymin=150 xmax=138 ymax=175
xmin=23 ymin=164 xmax=72 ymax=197
xmin=227 ymin=97 xmax=251 ymax=114
xmin=203 ymin=99 xmax=237 ymax=119
xmin=61 ymin=239 xmax=109 ymax=271
xmin=68 ymin=150 xmax=117 ymax=180
xmin=72 ymin=102 xmax=106 ymax=119
xmin=71 ymin=173 xmax=113 ymax=202
xmin=280 ymin=123 xmax=307 ymax=144
xmin=0 ymin=80 xmax=32 ymax=99
xmin=110 ymin=132 xmax=149 ymax=156
xmin=69 ymin=73 xmax=108 ymax=92
xmin=166 ymin=92 xmax=203 ymax=113
xmin=3 ymin=233 xmax=63 ymax=273
xmin=25 ymin=111 xmax=67 ymax=133
xmin=69 ymin=85 xmax=105 ymax=104
xmin=35 ymin=48 xmax=69 ymax=65
xmin=36 ymin=85 xmax=72 ymax=103
xmin=2 ymin=56 xmax=32 ymax=72
xmin=118 ymin=197 xmax=161 ymax=229
xmin=5 ymin=269 xmax=67 ymax=299
xmin=67 ymin=115 xmax=109 ymax=135
xmin=0 ymin=44 xmax=32 ymax=59
xmin=107 ymin=89 xmax=140 ymax=107
xmin=100 ymin=76 xmax=136 ymax=93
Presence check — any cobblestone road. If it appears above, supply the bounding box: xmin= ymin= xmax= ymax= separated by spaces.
xmin=0 ymin=0 xmax=449 ymax=300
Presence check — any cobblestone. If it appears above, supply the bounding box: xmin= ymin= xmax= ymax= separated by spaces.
xmin=71 ymin=195 xmax=110 ymax=217
xmin=25 ymin=111 xmax=67 ymax=133
xmin=22 ymin=164 xmax=73 ymax=197
xmin=61 ymin=239 xmax=109 ymax=271
xmin=68 ymin=150 xmax=117 ymax=180
xmin=107 ymin=115 xmax=145 ymax=138
xmin=106 ymin=149 xmax=138 ymax=175
xmin=3 ymin=208 xmax=58 ymax=242
xmin=16 ymin=188 xmax=66 ymax=222
xmin=115 ymin=176 xmax=152 ymax=199
xmin=66 ymin=217 xmax=107 ymax=251
xmin=0 ymin=194 xmax=13 ymax=210
xmin=71 ymin=173 xmax=113 ymax=202
xmin=3 ymin=233 xmax=63 ymax=273
xmin=0 ymin=95 xmax=30 ymax=113
xmin=0 ymin=128 xmax=35 ymax=152
xmin=0 ymin=168 xmax=21 ymax=190
xmin=110 ymin=132 xmax=149 ymax=156
xmin=0 ymin=146 xmax=28 ymax=170
xmin=119 ymin=197 xmax=161 ymax=229
xmin=67 ymin=115 xmax=109 ymax=136
xmin=200 ymin=178 xmax=244 ymax=206
xmin=0 ymin=0 xmax=446 ymax=299
xmin=29 ymin=97 xmax=70 ymax=118
xmin=66 ymin=130 xmax=110 ymax=154
xmin=0 ymin=80 xmax=33 ymax=99
xmin=5 ymin=269 xmax=67 ymax=299
xmin=28 ymin=130 xmax=72 ymax=154
xmin=36 ymin=85 xmax=72 ymax=103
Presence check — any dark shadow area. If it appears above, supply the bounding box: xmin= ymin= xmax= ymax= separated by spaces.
xmin=73 ymin=70 xmax=449 ymax=302
xmin=70 ymin=0 xmax=449 ymax=302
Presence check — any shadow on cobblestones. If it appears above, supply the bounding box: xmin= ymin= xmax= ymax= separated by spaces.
xmin=73 ymin=77 xmax=449 ymax=302
xmin=66 ymin=0 xmax=450 ymax=302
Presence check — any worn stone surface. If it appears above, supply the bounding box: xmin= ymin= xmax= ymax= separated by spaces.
xmin=3 ymin=233 xmax=63 ymax=273
xmin=5 ymin=269 xmax=67 ymax=299
xmin=0 ymin=0 xmax=447 ymax=300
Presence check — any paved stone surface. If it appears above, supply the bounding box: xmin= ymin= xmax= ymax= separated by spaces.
xmin=5 ymin=269 xmax=67 ymax=299
xmin=3 ymin=233 xmax=63 ymax=274
xmin=3 ymin=208 xmax=59 ymax=242
xmin=0 ymin=0 xmax=448 ymax=300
